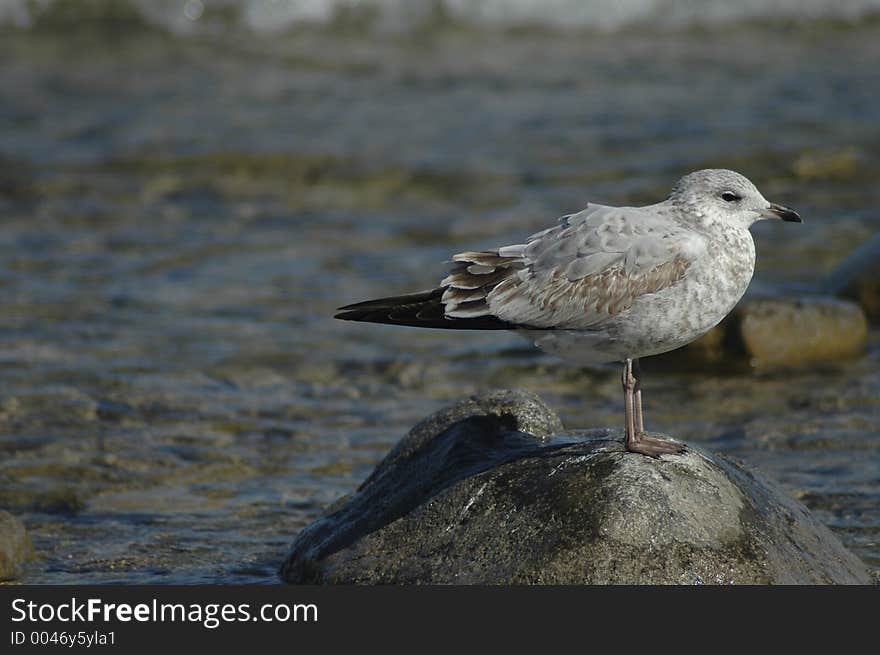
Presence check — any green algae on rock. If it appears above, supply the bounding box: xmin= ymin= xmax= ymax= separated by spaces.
xmin=281 ymin=392 xmax=871 ymax=585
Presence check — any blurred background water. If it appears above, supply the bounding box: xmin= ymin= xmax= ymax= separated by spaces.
xmin=0 ymin=0 xmax=878 ymax=583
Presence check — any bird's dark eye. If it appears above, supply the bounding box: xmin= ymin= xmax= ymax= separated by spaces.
xmin=721 ymin=191 xmax=741 ymax=202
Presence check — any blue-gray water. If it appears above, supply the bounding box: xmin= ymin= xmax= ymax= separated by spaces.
xmin=0 ymin=14 xmax=878 ymax=583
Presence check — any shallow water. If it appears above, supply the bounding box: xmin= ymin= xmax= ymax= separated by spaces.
xmin=0 ymin=21 xmax=878 ymax=583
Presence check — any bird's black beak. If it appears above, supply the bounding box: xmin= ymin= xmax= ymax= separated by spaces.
xmin=760 ymin=202 xmax=802 ymax=223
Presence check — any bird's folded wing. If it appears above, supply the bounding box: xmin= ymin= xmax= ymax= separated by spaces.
xmin=441 ymin=203 xmax=704 ymax=329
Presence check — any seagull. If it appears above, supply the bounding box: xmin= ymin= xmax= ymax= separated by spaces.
xmin=335 ymin=169 xmax=801 ymax=457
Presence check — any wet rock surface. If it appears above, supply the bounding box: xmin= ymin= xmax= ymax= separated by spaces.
xmin=281 ymin=392 xmax=871 ymax=585
xmin=0 ymin=511 xmax=35 ymax=581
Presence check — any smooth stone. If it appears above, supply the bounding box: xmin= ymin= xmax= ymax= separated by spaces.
xmin=826 ymin=233 xmax=880 ymax=323
xmin=0 ymin=510 xmax=35 ymax=581
xmin=659 ymin=294 xmax=868 ymax=369
xmin=281 ymin=392 xmax=870 ymax=585
xmin=734 ymin=296 xmax=868 ymax=368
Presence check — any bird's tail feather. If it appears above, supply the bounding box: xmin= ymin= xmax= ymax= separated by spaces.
xmin=334 ymin=288 xmax=513 ymax=330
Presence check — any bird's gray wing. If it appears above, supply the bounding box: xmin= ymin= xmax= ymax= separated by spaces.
xmin=440 ymin=203 xmax=704 ymax=329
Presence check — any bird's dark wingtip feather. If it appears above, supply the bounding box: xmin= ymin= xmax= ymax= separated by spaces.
xmin=332 ymin=287 xmax=515 ymax=330
xmin=335 ymin=289 xmax=443 ymax=314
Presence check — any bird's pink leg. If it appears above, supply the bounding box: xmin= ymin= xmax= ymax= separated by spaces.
xmin=633 ymin=358 xmax=644 ymax=434
xmin=621 ymin=358 xmax=636 ymax=445
xmin=622 ymin=358 xmax=686 ymax=458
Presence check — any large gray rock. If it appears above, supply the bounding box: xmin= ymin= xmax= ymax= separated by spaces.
xmin=0 ymin=511 xmax=35 ymax=581
xmin=281 ymin=391 xmax=871 ymax=585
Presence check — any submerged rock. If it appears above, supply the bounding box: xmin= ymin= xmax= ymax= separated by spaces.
xmin=0 ymin=511 xmax=35 ymax=581
xmin=826 ymin=233 xmax=880 ymax=323
xmin=281 ymin=392 xmax=870 ymax=585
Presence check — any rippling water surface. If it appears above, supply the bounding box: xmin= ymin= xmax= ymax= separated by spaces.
xmin=0 ymin=18 xmax=878 ymax=583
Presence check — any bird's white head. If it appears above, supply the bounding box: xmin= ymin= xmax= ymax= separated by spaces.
xmin=669 ymin=168 xmax=801 ymax=228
